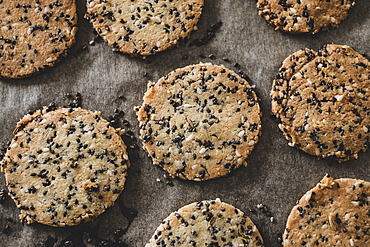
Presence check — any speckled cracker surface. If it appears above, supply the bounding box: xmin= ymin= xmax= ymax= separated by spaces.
xmin=257 ymin=0 xmax=355 ymax=34
xmin=0 ymin=107 xmax=130 ymax=227
xmin=146 ymin=199 xmax=264 ymax=247
xmin=0 ymin=0 xmax=77 ymax=78
xmin=85 ymin=0 xmax=203 ymax=57
xmin=271 ymin=44 xmax=370 ymax=162
xmin=283 ymin=175 xmax=370 ymax=246
xmin=137 ymin=63 xmax=261 ymax=181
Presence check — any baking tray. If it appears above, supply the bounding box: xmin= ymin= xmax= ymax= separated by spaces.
xmin=1 ymin=0 xmax=370 ymax=246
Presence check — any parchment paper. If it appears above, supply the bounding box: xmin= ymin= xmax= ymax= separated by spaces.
xmin=1 ymin=1 xmax=370 ymax=246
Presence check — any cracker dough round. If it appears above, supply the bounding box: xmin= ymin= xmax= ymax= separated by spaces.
xmin=257 ymin=0 xmax=355 ymax=34
xmin=86 ymin=0 xmax=204 ymax=56
xmin=1 ymin=107 xmax=130 ymax=226
xmin=137 ymin=63 xmax=262 ymax=181
xmin=271 ymin=44 xmax=370 ymax=162
xmin=0 ymin=0 xmax=77 ymax=78
xmin=146 ymin=199 xmax=264 ymax=247
xmin=284 ymin=175 xmax=370 ymax=246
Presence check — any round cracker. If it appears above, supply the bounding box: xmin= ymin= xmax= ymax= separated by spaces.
xmin=271 ymin=44 xmax=370 ymax=162
xmin=137 ymin=63 xmax=262 ymax=181
xmin=0 ymin=0 xmax=78 ymax=78
xmin=85 ymin=0 xmax=204 ymax=57
xmin=257 ymin=0 xmax=355 ymax=34
xmin=146 ymin=199 xmax=264 ymax=247
xmin=0 ymin=107 xmax=130 ymax=227
xmin=283 ymin=175 xmax=370 ymax=246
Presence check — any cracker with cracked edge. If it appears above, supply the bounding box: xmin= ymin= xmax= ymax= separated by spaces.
xmin=137 ymin=63 xmax=262 ymax=181
xmin=146 ymin=199 xmax=264 ymax=247
xmin=283 ymin=175 xmax=370 ymax=246
xmin=85 ymin=0 xmax=203 ymax=57
xmin=0 ymin=0 xmax=78 ymax=78
xmin=257 ymin=0 xmax=355 ymax=34
xmin=0 ymin=107 xmax=130 ymax=227
xmin=271 ymin=44 xmax=370 ymax=162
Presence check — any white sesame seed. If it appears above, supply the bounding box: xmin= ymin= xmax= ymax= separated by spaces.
xmin=226 ymin=156 xmax=233 ymax=161
xmin=238 ymin=130 xmax=245 ymax=137
xmin=350 ymin=239 xmax=354 ymax=246
xmin=186 ymin=134 xmax=194 ymax=141
xmin=152 ymin=16 xmax=161 ymax=22
xmin=344 ymin=213 xmax=350 ymax=221
xmin=334 ymin=95 xmax=343 ymax=101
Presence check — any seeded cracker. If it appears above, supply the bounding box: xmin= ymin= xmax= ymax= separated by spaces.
xmin=271 ymin=44 xmax=370 ymax=162
xmin=0 ymin=107 xmax=130 ymax=226
xmin=283 ymin=175 xmax=370 ymax=246
xmin=137 ymin=63 xmax=262 ymax=181
xmin=146 ymin=199 xmax=264 ymax=247
xmin=85 ymin=0 xmax=204 ymax=57
xmin=256 ymin=0 xmax=355 ymax=34
xmin=0 ymin=0 xmax=77 ymax=78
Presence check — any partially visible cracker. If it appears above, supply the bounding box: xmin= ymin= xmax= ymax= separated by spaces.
xmin=271 ymin=44 xmax=370 ymax=162
xmin=1 ymin=107 xmax=130 ymax=226
xmin=0 ymin=0 xmax=78 ymax=78
xmin=284 ymin=175 xmax=370 ymax=246
xmin=257 ymin=0 xmax=355 ymax=34
xmin=146 ymin=199 xmax=264 ymax=247
xmin=86 ymin=0 xmax=204 ymax=57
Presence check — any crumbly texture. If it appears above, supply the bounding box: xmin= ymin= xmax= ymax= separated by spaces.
xmin=257 ymin=0 xmax=355 ymax=34
xmin=0 ymin=107 xmax=130 ymax=227
xmin=0 ymin=0 xmax=77 ymax=78
xmin=85 ymin=0 xmax=203 ymax=57
xmin=146 ymin=199 xmax=264 ymax=247
xmin=137 ymin=63 xmax=261 ymax=181
xmin=271 ymin=44 xmax=370 ymax=162
xmin=284 ymin=175 xmax=370 ymax=246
